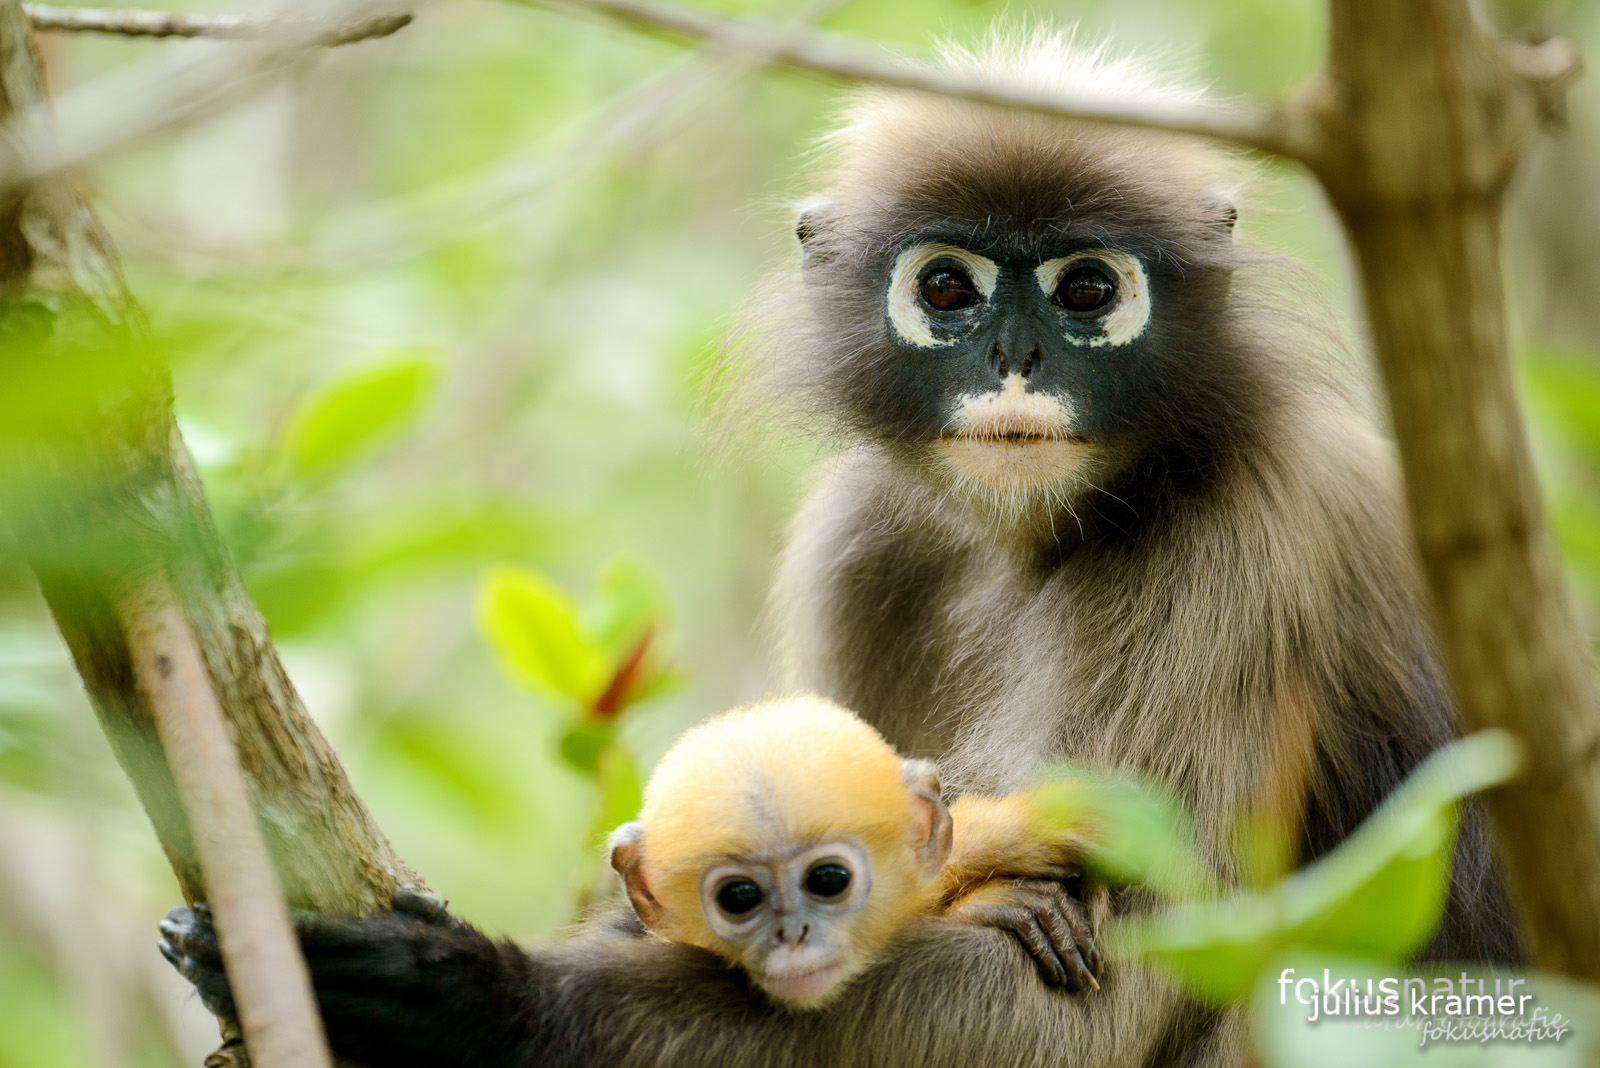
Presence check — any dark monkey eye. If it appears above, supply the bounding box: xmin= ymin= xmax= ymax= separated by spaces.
xmin=1056 ymin=266 xmax=1116 ymax=312
xmin=716 ymin=879 xmax=764 ymax=916
xmin=804 ymin=863 xmax=852 ymax=899
xmin=919 ymin=268 xmax=980 ymax=312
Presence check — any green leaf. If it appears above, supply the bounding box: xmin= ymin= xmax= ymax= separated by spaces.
xmin=352 ymin=502 xmax=558 ymax=577
xmin=580 ymin=559 xmax=668 ymax=663
xmin=558 ymin=721 xmax=614 ymax=777
xmin=592 ymin=744 xmax=644 ymax=843
xmin=1122 ymin=731 xmax=1524 ymax=1005
xmin=1031 ymin=766 xmax=1215 ymax=898
xmin=282 ymin=355 xmax=438 ymax=479
xmin=476 ymin=565 xmax=607 ymax=706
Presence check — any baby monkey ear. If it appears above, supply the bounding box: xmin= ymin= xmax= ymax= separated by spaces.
xmin=901 ymin=759 xmax=953 ymax=872
xmin=609 ymin=822 xmax=666 ymax=931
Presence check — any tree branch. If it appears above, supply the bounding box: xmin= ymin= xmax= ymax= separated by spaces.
xmin=22 ymin=4 xmax=412 ymax=45
xmin=0 ymin=0 xmax=426 ymax=1058
xmin=0 ymin=1 xmax=415 ymax=199
xmin=129 ymin=577 xmax=332 ymax=1068
xmin=504 ymin=0 xmax=1304 ymax=158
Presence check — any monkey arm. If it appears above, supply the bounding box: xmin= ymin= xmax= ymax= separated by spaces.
xmin=940 ymin=792 xmax=1089 ymax=898
xmin=935 ymin=792 xmax=1103 ymax=992
xmin=160 ymin=893 xmax=1201 ymax=1068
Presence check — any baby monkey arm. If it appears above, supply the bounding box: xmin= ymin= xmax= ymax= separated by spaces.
xmin=937 ymin=791 xmax=1104 ymax=993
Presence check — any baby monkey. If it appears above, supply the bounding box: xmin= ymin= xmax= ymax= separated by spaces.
xmin=608 ymin=695 xmax=1100 ymax=1008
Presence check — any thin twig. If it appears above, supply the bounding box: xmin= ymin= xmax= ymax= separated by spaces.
xmin=125 ymin=0 xmax=845 ymax=272
xmin=0 ymin=1 xmax=417 ymax=195
xmin=23 ymin=4 xmax=412 ymax=44
xmin=504 ymin=0 xmax=1302 ymax=157
xmin=126 ymin=577 xmax=333 ymax=1068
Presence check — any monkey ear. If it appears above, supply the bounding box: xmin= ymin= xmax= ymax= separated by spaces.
xmin=1202 ymin=191 xmax=1238 ymax=239
xmin=901 ymin=759 xmax=953 ymax=872
xmin=608 ymin=822 xmax=667 ymax=931
xmin=795 ymin=200 xmax=838 ymax=268
xmin=795 ymin=200 xmax=835 ymax=246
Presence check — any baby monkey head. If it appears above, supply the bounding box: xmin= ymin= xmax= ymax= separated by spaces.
xmin=609 ymin=696 xmax=952 ymax=1008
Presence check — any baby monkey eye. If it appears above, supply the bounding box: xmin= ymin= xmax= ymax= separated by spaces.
xmin=804 ymin=862 xmax=852 ymax=899
xmin=919 ymin=267 xmax=980 ymax=312
xmin=1056 ymin=265 xmax=1116 ymax=313
xmin=716 ymin=878 xmax=764 ymax=916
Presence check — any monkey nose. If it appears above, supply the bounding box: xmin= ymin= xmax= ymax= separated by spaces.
xmin=776 ymin=920 xmax=810 ymax=945
xmin=991 ymin=342 xmax=1041 ymax=379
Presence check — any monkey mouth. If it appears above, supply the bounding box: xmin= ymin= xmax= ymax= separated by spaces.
xmin=939 ymin=378 xmax=1090 ymax=490
xmin=759 ymin=959 xmax=849 ymax=1006
xmin=942 ymin=430 xmax=1087 ymax=445
xmin=939 ymin=429 xmax=1091 ymax=492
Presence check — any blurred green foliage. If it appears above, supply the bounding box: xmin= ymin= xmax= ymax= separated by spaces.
xmin=1252 ymin=954 xmax=1600 ymax=1068
xmin=0 ymin=0 xmax=1596 ymax=1064
xmin=282 ymin=353 xmax=440 ymax=479
xmin=1105 ymin=732 xmax=1523 ymax=1005
xmin=1047 ymin=734 xmax=1600 ymax=1062
xmin=477 ymin=559 xmax=681 ymax=862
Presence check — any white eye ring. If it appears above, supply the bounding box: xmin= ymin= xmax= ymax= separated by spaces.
xmin=886 ymin=244 xmax=998 ymax=349
xmin=1035 ymin=250 xmax=1151 ymax=348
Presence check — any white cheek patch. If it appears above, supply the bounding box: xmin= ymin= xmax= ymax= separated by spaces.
xmin=1034 ymin=249 xmax=1151 ymax=348
xmin=886 ymin=244 xmax=998 ymax=348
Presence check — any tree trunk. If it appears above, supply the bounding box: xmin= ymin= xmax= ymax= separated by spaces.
xmin=1303 ymin=0 xmax=1600 ymax=978
xmin=0 ymin=0 xmax=423 ymax=1060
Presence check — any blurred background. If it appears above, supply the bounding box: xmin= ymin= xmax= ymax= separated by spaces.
xmin=0 ymin=0 xmax=1596 ymax=1063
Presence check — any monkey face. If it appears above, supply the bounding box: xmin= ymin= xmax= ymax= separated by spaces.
xmin=697 ymin=838 xmax=875 ymax=1006
xmin=777 ymin=112 xmax=1253 ymax=530
xmin=884 ymin=239 xmax=1152 ymax=495
xmin=798 ymin=210 xmax=1234 ymax=505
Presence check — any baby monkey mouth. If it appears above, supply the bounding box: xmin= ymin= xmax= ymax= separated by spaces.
xmin=759 ymin=958 xmax=849 ymax=1005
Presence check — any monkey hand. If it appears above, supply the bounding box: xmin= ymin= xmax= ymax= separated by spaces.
xmin=158 ymin=887 xmax=459 ymax=1028
xmin=157 ymin=902 xmax=236 ymax=1020
xmin=943 ymin=876 xmax=1103 ymax=994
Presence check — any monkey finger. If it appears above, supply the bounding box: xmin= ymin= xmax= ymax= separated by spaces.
xmin=1047 ymin=884 xmax=1102 ymax=983
xmin=1011 ymin=881 xmax=1100 ymax=992
xmin=1021 ymin=891 xmax=1097 ymax=994
xmin=952 ymin=902 xmax=1070 ymax=987
xmin=159 ymin=906 xmax=221 ymax=963
xmin=157 ymin=930 xmax=236 ymax=1016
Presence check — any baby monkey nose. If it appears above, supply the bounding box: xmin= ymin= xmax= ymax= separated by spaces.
xmin=776 ymin=920 xmax=810 ymax=945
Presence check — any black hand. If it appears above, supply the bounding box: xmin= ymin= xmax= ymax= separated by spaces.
xmin=948 ymin=878 xmax=1104 ymax=994
xmin=159 ymin=903 xmax=236 ymax=1019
